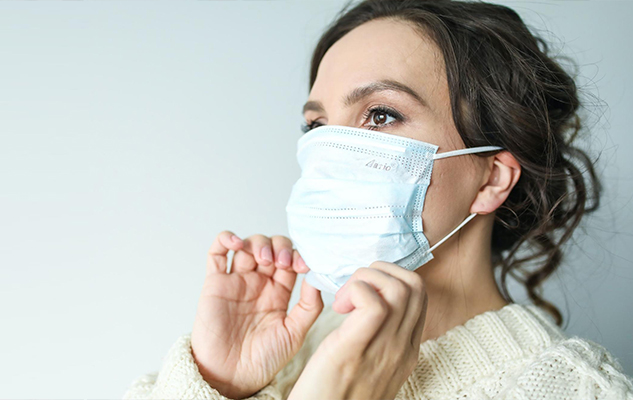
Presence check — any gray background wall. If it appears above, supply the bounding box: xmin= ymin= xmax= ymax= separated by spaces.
xmin=0 ymin=1 xmax=631 ymax=398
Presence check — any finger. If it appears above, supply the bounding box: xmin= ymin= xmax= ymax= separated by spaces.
xmin=365 ymin=261 xmax=421 ymax=290
xmin=365 ymin=261 xmax=426 ymax=340
xmin=410 ymin=290 xmax=428 ymax=349
xmin=271 ymin=266 xmax=297 ymax=292
xmin=331 ymin=280 xmax=389 ymax=353
xmin=230 ymin=249 xmax=258 ymax=273
xmin=206 ymin=230 xmax=243 ymax=275
xmin=241 ymin=234 xmax=275 ymax=277
xmin=271 ymin=235 xmax=294 ymax=270
xmin=269 ymin=236 xmax=299 ymax=293
xmin=285 ymin=278 xmax=324 ymax=345
xmin=333 ymin=267 xmax=408 ymax=336
xmin=398 ymin=274 xmax=425 ymax=342
xmin=292 ymin=249 xmax=310 ymax=274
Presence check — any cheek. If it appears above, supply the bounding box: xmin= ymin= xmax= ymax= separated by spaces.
xmin=421 ymin=158 xmax=478 ymax=244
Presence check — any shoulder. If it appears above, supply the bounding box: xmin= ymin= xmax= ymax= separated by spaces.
xmin=507 ymin=335 xmax=633 ymax=399
xmin=420 ymin=303 xmax=633 ymax=400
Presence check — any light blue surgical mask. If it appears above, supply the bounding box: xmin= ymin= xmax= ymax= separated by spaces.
xmin=285 ymin=124 xmax=503 ymax=295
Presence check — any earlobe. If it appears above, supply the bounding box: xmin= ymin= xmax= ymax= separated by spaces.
xmin=469 ymin=152 xmax=521 ymax=215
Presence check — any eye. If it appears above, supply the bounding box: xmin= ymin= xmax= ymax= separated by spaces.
xmin=362 ymin=105 xmax=405 ymax=131
xmin=300 ymin=105 xmax=406 ymax=134
xmin=300 ymin=120 xmax=324 ymax=134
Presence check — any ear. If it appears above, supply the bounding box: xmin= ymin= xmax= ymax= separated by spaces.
xmin=469 ymin=151 xmax=521 ymax=215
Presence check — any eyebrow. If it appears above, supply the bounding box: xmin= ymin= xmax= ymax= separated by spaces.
xmin=302 ymin=79 xmax=428 ymax=115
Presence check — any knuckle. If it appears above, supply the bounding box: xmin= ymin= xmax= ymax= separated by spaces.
xmin=410 ymin=296 xmax=424 ymax=319
xmin=248 ymin=234 xmax=271 ymax=246
xmin=271 ymin=234 xmax=292 ymax=243
xmin=378 ymin=301 xmax=390 ymax=318
xmin=212 ymin=230 xmax=233 ymax=246
xmin=368 ymin=260 xmax=386 ymax=269
xmin=371 ymin=297 xmax=390 ymax=318
xmin=348 ymin=280 xmax=363 ymax=291
xmin=407 ymin=272 xmax=425 ymax=292
xmin=352 ymin=267 xmax=370 ymax=277
xmin=270 ymin=235 xmax=293 ymax=249
xmin=391 ymin=279 xmax=410 ymax=300
xmin=218 ymin=229 xmax=234 ymax=237
xmin=249 ymin=233 xmax=269 ymax=241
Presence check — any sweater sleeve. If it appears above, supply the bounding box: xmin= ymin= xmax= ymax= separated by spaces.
xmin=122 ymin=333 xmax=281 ymax=399
xmin=123 ymin=304 xmax=345 ymax=400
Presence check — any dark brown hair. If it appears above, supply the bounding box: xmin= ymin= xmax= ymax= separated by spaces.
xmin=308 ymin=0 xmax=602 ymax=326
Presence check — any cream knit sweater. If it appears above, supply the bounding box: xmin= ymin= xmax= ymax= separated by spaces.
xmin=123 ymin=302 xmax=633 ymax=399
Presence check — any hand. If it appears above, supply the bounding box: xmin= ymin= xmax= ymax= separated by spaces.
xmin=287 ymin=261 xmax=428 ymax=400
xmin=191 ymin=231 xmax=323 ymax=399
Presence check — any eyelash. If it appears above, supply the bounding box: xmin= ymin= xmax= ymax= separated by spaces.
xmin=301 ymin=105 xmax=405 ymax=134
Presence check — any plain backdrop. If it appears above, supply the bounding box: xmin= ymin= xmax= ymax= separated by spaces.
xmin=0 ymin=0 xmax=631 ymax=398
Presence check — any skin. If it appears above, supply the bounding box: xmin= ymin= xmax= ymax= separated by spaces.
xmin=288 ymin=17 xmax=521 ymax=399
xmin=191 ymin=16 xmax=521 ymax=400
xmin=301 ymin=16 xmax=520 ymax=344
xmin=191 ymin=232 xmax=318 ymax=399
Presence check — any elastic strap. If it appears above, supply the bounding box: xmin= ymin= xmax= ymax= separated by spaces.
xmin=424 ymin=212 xmax=478 ymax=255
xmin=432 ymin=146 xmax=503 ymax=160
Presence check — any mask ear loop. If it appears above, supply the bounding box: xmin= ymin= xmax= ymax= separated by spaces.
xmin=423 ymin=212 xmax=478 ymax=255
xmin=423 ymin=144 xmax=504 ymax=255
xmin=432 ymin=146 xmax=503 ymax=160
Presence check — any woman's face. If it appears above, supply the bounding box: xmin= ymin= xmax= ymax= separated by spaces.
xmin=303 ymin=18 xmax=491 ymax=250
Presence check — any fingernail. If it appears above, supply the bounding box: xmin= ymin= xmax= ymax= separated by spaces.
xmin=231 ymin=235 xmax=241 ymax=243
xmin=278 ymin=249 xmax=292 ymax=267
xmin=261 ymin=246 xmax=273 ymax=263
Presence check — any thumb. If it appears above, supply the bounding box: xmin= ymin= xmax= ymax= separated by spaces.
xmin=285 ymin=278 xmax=324 ymax=344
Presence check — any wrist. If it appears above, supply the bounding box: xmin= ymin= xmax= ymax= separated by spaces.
xmin=289 ymin=352 xmax=351 ymax=400
xmin=192 ymin=350 xmax=240 ymax=398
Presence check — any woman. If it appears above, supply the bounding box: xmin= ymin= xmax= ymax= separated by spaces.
xmin=123 ymin=1 xmax=633 ymax=399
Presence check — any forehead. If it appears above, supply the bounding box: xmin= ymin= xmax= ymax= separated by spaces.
xmin=311 ymin=18 xmax=446 ymax=109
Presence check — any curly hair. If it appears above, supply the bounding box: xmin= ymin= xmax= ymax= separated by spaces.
xmin=308 ymin=0 xmax=602 ymax=326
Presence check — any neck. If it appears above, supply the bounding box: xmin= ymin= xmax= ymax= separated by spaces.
xmin=414 ymin=213 xmax=509 ymax=343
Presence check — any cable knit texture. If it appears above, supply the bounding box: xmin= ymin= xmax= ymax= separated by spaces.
xmin=123 ymin=303 xmax=633 ymax=399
